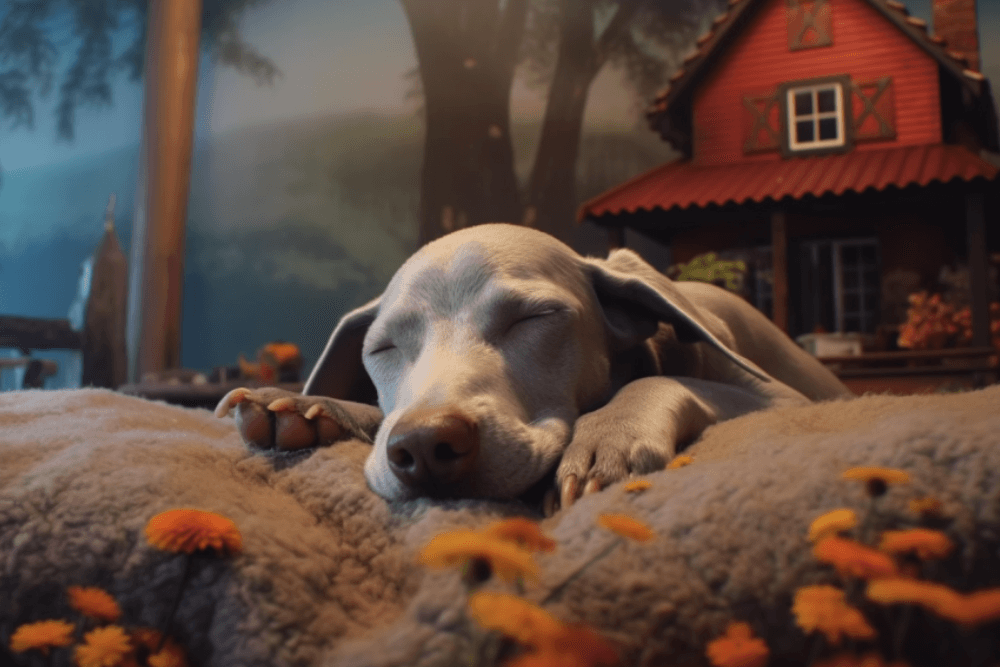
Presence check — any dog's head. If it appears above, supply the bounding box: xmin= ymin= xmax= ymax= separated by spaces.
xmin=304 ymin=223 xmax=766 ymax=501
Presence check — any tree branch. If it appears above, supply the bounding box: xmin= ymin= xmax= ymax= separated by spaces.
xmin=593 ymin=0 xmax=645 ymax=71
xmin=494 ymin=0 xmax=529 ymax=78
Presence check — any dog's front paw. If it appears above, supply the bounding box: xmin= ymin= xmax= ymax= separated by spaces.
xmin=553 ymin=414 xmax=673 ymax=512
xmin=215 ymin=387 xmax=381 ymax=451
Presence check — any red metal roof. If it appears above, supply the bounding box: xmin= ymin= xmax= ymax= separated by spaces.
xmin=579 ymin=144 xmax=998 ymax=221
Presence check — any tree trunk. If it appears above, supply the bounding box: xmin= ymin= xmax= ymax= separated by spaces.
xmin=402 ymin=0 xmax=527 ymax=245
xmin=527 ymin=0 xmax=643 ymax=244
xmin=525 ymin=0 xmax=598 ymax=242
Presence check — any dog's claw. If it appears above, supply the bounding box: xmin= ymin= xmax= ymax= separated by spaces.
xmin=583 ymin=478 xmax=602 ymax=495
xmin=543 ymin=488 xmax=559 ymax=517
xmin=267 ymin=397 xmax=297 ymax=412
xmin=560 ymin=474 xmax=579 ymax=509
xmin=215 ymin=387 xmax=252 ymax=418
xmin=304 ymin=404 xmax=327 ymax=420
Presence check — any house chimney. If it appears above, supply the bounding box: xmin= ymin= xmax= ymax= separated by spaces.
xmin=933 ymin=0 xmax=980 ymax=72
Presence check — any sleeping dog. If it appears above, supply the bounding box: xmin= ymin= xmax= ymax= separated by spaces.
xmin=217 ymin=223 xmax=852 ymax=513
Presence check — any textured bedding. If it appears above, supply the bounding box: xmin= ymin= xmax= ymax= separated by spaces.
xmin=1 ymin=387 xmax=999 ymax=666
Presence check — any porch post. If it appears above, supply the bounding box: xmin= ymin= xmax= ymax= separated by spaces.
xmin=607 ymin=226 xmax=626 ymax=251
xmin=770 ymin=208 xmax=789 ymax=332
xmin=126 ymin=0 xmax=202 ymax=381
xmin=966 ymin=191 xmax=990 ymax=348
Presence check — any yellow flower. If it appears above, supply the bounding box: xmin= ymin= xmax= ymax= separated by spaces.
xmin=9 ymin=619 xmax=75 ymax=655
xmin=808 ymin=509 xmax=858 ymax=543
xmin=878 ymin=529 xmax=954 ymax=560
xmin=813 ymin=537 xmax=898 ymax=579
xmin=596 ymin=514 xmax=655 ymax=542
xmin=67 ymin=586 xmax=121 ymax=622
xmin=130 ymin=629 xmax=188 ymax=667
xmin=705 ymin=621 xmax=769 ymax=667
xmin=145 ymin=509 xmax=242 ymax=556
xmin=468 ymin=592 xmax=618 ymax=666
xmin=484 ymin=517 xmax=557 ymax=553
xmin=75 ymin=626 xmax=133 ymax=667
xmin=841 ymin=467 xmax=910 ymax=497
xmin=667 ymin=455 xmax=694 ymax=469
xmin=792 ymin=585 xmax=876 ymax=645
xmin=418 ymin=530 xmax=539 ymax=582
xmin=908 ymin=496 xmax=943 ymax=517
xmin=622 ymin=480 xmax=652 ymax=493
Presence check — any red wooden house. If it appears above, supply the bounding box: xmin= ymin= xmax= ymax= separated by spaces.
xmin=579 ymin=0 xmax=999 ymax=349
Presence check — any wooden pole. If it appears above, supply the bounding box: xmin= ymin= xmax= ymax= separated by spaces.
xmin=770 ymin=209 xmax=789 ymax=332
xmin=966 ymin=191 xmax=990 ymax=348
xmin=607 ymin=226 xmax=626 ymax=251
xmin=126 ymin=0 xmax=202 ymax=381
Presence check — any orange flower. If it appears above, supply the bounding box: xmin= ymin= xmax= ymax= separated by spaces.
xmin=793 ymin=585 xmax=876 ymax=645
xmin=145 ymin=509 xmax=242 ymax=556
xmin=130 ymin=629 xmax=188 ymax=667
xmin=468 ymin=592 xmax=618 ymax=666
xmin=705 ymin=621 xmax=769 ymax=667
xmin=878 ymin=529 xmax=954 ymax=560
xmin=841 ymin=467 xmax=909 ymax=497
xmin=945 ymin=588 xmax=1000 ymax=627
xmin=419 ymin=530 xmax=539 ymax=582
xmin=67 ymin=586 xmax=121 ymax=622
xmin=596 ymin=514 xmax=655 ymax=542
xmin=667 ymin=455 xmax=694 ymax=469
xmin=467 ymin=591 xmax=566 ymax=648
xmin=814 ymin=653 xmax=902 ymax=667
xmin=808 ymin=509 xmax=858 ymax=543
xmin=484 ymin=517 xmax=557 ymax=553
xmin=9 ymin=619 xmax=75 ymax=655
xmin=75 ymin=626 xmax=133 ymax=667
xmin=867 ymin=579 xmax=1000 ymax=627
xmin=908 ymin=496 xmax=943 ymax=517
xmin=622 ymin=480 xmax=652 ymax=493
xmin=866 ymin=578 xmax=960 ymax=615
xmin=813 ymin=537 xmax=898 ymax=579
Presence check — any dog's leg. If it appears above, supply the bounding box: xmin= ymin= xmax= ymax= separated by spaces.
xmin=215 ymin=387 xmax=382 ymax=451
xmin=556 ymin=375 xmax=808 ymax=508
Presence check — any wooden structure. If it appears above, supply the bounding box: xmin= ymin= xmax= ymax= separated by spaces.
xmin=126 ymin=0 xmax=202 ymax=382
xmin=578 ymin=0 xmax=999 ymax=353
xmin=0 ymin=199 xmax=128 ymax=389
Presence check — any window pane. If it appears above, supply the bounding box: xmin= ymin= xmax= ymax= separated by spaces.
xmin=843 ymin=271 xmax=858 ymax=289
xmin=818 ymin=117 xmax=838 ymax=140
xmin=861 ymin=246 xmax=876 ymax=262
xmin=796 ymin=120 xmax=815 ymax=143
xmin=817 ymin=88 xmax=837 ymax=113
xmin=864 ymin=294 xmax=878 ymax=311
xmin=844 ymin=293 xmax=860 ymax=312
xmin=840 ymin=246 xmax=858 ymax=264
xmin=794 ymin=91 xmax=813 ymax=116
xmin=844 ymin=316 xmax=860 ymax=331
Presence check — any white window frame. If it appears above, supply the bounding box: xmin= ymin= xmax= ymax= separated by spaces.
xmin=786 ymin=83 xmax=846 ymax=151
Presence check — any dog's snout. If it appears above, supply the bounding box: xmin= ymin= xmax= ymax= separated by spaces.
xmin=386 ymin=408 xmax=479 ymax=490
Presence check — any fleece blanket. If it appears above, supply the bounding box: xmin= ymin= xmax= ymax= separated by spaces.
xmin=1 ymin=387 xmax=999 ymax=667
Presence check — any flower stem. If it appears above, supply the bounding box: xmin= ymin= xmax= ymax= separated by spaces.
xmin=158 ymin=553 xmax=194 ymax=653
xmin=539 ymin=538 xmax=622 ymax=606
xmin=893 ymin=604 xmax=913 ymax=660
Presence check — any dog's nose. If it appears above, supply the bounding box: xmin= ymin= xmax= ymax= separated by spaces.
xmin=386 ymin=408 xmax=479 ymax=490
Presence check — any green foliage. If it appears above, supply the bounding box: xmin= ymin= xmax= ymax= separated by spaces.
xmin=0 ymin=0 xmax=279 ymax=141
xmin=670 ymin=252 xmax=747 ymax=292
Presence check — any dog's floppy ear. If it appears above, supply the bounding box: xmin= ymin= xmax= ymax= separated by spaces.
xmin=303 ymin=296 xmax=381 ymax=402
xmin=584 ymin=248 xmax=771 ymax=382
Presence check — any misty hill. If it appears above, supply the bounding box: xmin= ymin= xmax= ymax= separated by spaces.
xmin=1 ymin=110 xmax=678 ymax=376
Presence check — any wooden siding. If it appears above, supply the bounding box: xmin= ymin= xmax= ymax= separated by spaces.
xmin=692 ymin=0 xmax=941 ymax=166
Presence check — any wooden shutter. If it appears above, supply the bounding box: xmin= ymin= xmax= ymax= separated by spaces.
xmin=743 ymin=91 xmax=782 ymax=153
xmin=787 ymin=0 xmax=833 ymax=50
xmin=850 ymin=77 xmax=896 ymax=142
